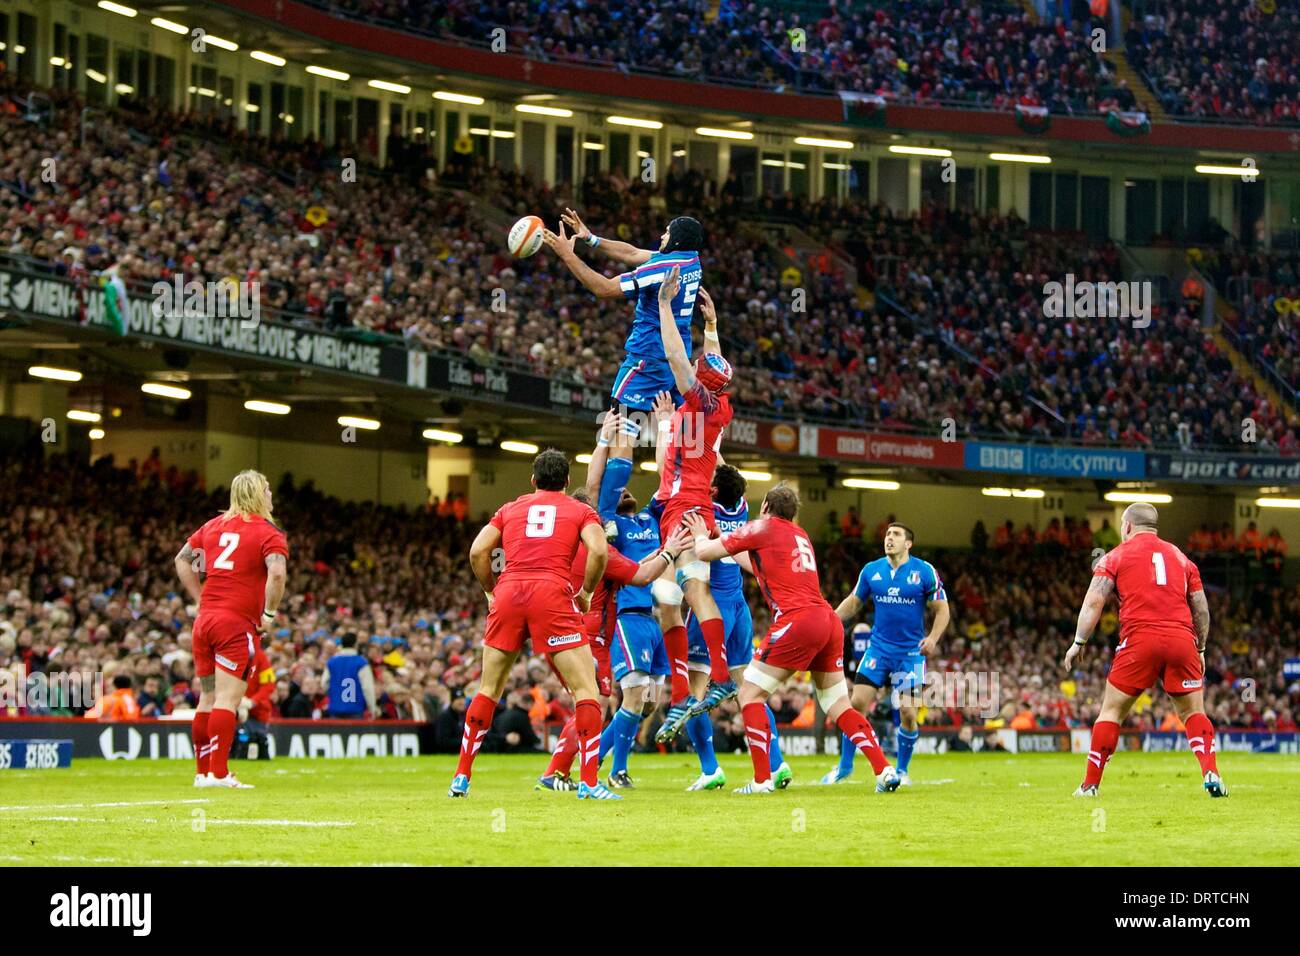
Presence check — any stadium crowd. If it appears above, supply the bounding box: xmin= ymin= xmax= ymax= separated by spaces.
xmin=311 ymin=0 xmax=1117 ymax=114
xmin=2 ymin=453 xmax=1296 ymax=757
xmin=5 ymin=68 xmax=1298 ymax=450
xmin=1126 ymin=0 xmax=1300 ymax=125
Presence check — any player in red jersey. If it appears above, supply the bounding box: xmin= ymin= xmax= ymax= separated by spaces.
xmin=537 ymin=420 xmax=692 ymax=791
xmin=454 ymin=448 xmax=616 ymax=799
xmin=651 ymin=264 xmax=738 ymax=741
xmin=684 ymin=486 xmax=901 ymax=795
xmin=1065 ymin=502 xmax=1225 ymax=797
xmin=174 ymin=470 xmax=288 ymax=790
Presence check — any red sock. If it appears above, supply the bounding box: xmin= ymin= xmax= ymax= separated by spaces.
xmin=574 ymin=698 xmax=602 ymax=787
xmin=192 ymin=712 xmax=211 ymax=776
xmin=836 ymin=708 xmax=889 ymax=774
xmin=207 ymin=708 xmax=237 ymax=779
xmin=456 ymin=695 xmax=497 ymax=778
xmin=1183 ymin=713 xmax=1219 ymax=775
xmin=545 ymin=718 xmax=578 ymax=777
xmin=700 ymin=616 xmax=729 ymax=683
xmin=1083 ymin=720 xmax=1120 ymax=787
xmin=742 ymin=702 xmax=773 ymax=783
xmin=663 ymin=625 xmax=689 ymax=703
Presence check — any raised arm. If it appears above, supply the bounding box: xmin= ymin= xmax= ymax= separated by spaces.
xmin=561 ymin=208 xmax=653 ymax=267
xmin=584 ymin=411 xmax=623 ymax=502
xmin=658 ymin=266 xmax=694 ymax=393
xmin=543 ymin=222 xmax=624 ymax=298
xmin=698 ymin=287 xmax=723 ymax=363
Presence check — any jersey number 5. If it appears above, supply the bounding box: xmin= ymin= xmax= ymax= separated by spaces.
xmin=525 ymin=505 xmax=556 ymax=538
xmin=795 ymin=536 xmax=817 ymax=571
xmin=213 ymin=532 xmax=240 ymax=570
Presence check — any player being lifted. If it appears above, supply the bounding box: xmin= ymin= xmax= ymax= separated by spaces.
xmin=1065 ymin=503 xmax=1226 ymax=798
xmin=455 ymin=449 xmax=616 ymax=800
xmin=543 ymin=208 xmax=703 ymax=413
xmin=683 ymin=463 xmax=791 ymax=792
xmin=684 ymin=487 xmax=901 ymax=794
xmin=648 ymin=265 xmax=739 ymax=740
xmin=175 ymin=469 xmax=288 ymax=790
xmin=819 ymin=522 xmax=949 ymax=786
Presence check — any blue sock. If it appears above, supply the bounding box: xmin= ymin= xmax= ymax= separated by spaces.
xmin=598 ymin=719 xmax=620 ymax=762
xmin=611 ymin=707 xmax=641 ymax=775
xmin=686 ymin=714 xmax=719 ymax=775
xmin=837 ymin=732 xmax=856 ymax=776
xmin=897 ymin=728 xmax=919 ymax=775
xmin=766 ymin=705 xmax=784 ymax=771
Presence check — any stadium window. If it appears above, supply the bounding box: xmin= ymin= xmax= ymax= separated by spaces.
xmin=1081 ymin=176 xmax=1110 ymax=241
xmin=789 ymin=150 xmax=810 ymax=198
xmin=319 ymin=91 xmax=331 ymax=143
xmin=669 ymin=141 xmax=686 ymax=177
xmin=688 ymin=139 xmax=718 ymax=183
xmin=441 ymin=108 xmax=458 ymax=165
xmin=554 ymin=126 xmax=574 ymax=188
xmin=1029 ymin=169 xmax=1052 ymax=229
xmin=822 ymin=163 xmax=842 ymax=201
xmin=85 ymin=34 xmax=108 ymax=106
xmin=0 ymin=13 xmax=7 ymax=73
xmin=761 ymin=152 xmax=784 ymax=197
xmin=1186 ymin=178 xmax=1210 ymax=241
xmin=492 ymin=120 xmax=517 ymax=172
xmin=583 ymin=136 xmax=602 ymax=177
xmin=608 ymin=132 xmax=630 ymax=179
xmin=1236 ymin=180 xmax=1265 ymax=251
xmin=1054 ymin=172 xmax=1078 ymax=231
xmin=247 ymin=83 xmax=264 ymax=135
xmin=729 ymin=145 xmax=757 ymax=199
xmin=955 ymin=165 xmax=976 ymax=211
xmin=920 ymin=159 xmax=949 ymax=209
xmin=53 ymin=24 xmax=69 ymax=90
xmin=638 ymin=135 xmax=654 ymax=182
xmin=469 ymin=113 xmax=489 ymax=158
xmin=16 ymin=12 xmax=35 ymax=80
xmin=849 ymin=159 xmax=870 ymax=200
xmin=1125 ymin=179 xmax=1156 ymax=245
xmin=876 ymin=157 xmax=907 ymax=213
xmin=156 ymin=55 xmax=176 ymax=110
xmin=1160 ymin=178 xmax=1186 ymax=241
xmin=288 ymin=84 xmax=307 ymax=139
xmin=218 ymin=75 xmax=235 ymax=119
xmin=271 ymin=82 xmax=287 ymax=137
xmin=520 ymin=121 xmax=545 ymax=181
xmin=356 ymin=97 xmax=380 ymax=160
xmin=120 ymin=49 xmax=138 ymax=101
xmin=335 ymin=98 xmax=355 ymax=145
xmin=984 ymin=164 xmax=1000 ymax=211
xmin=135 ymin=50 xmax=151 ymax=99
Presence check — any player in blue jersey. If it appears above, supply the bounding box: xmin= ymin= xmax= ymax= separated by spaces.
xmin=681 ymin=464 xmax=792 ymax=791
xmin=543 ymin=209 xmax=703 ymax=412
xmin=819 ymin=522 xmax=949 ymax=787
xmin=591 ymin=421 xmax=673 ymax=789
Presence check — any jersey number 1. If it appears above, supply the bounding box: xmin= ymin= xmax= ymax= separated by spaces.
xmin=525 ymin=505 xmax=556 ymax=538
xmin=1151 ymin=552 xmax=1166 ymax=586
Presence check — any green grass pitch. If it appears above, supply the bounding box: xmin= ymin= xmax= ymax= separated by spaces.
xmin=2 ymin=753 xmax=1296 ymax=866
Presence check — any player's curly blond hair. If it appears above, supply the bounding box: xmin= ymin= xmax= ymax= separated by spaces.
xmin=224 ymin=469 xmax=272 ymax=520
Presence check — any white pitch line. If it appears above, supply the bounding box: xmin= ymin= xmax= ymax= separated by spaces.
xmin=204 ymin=819 xmax=355 ymax=827
xmin=0 ymin=798 xmax=211 ymax=812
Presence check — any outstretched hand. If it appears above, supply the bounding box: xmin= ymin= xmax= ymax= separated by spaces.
xmin=542 ymin=220 xmax=576 ymax=258
xmin=697 ymin=287 xmax=717 ymax=327
xmin=660 ymin=265 xmax=681 ymax=304
xmin=560 ymin=208 xmax=590 ymax=241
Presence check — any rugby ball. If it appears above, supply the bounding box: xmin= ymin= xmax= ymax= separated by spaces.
xmin=508 ymin=215 xmax=545 ymax=258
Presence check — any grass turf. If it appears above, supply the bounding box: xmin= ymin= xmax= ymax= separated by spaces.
xmin=1 ymin=753 xmax=1296 ymax=866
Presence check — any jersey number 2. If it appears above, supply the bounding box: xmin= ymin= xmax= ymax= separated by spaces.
xmin=214 ymin=532 xmax=240 ymax=569
xmin=525 ymin=505 xmax=556 ymax=538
